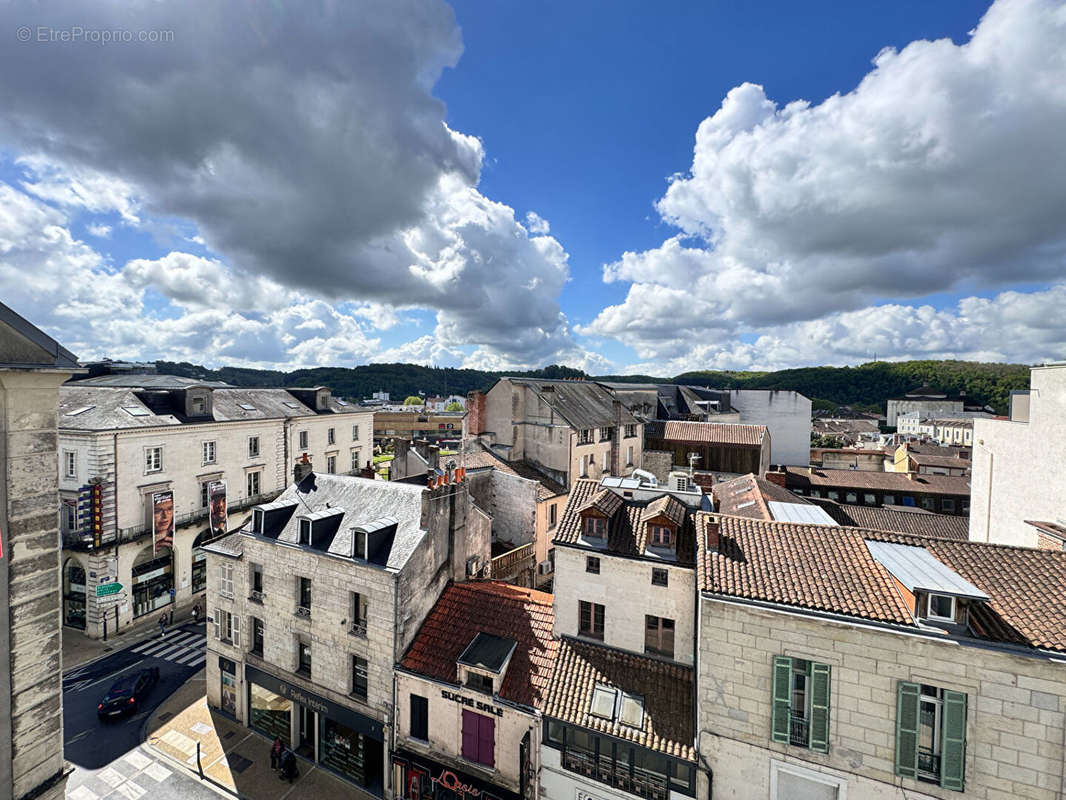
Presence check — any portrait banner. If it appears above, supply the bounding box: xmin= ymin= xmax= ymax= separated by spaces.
xmin=208 ymin=480 xmax=228 ymax=539
xmin=152 ymin=490 xmax=175 ymax=554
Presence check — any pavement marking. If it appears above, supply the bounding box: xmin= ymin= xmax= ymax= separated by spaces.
xmin=154 ymin=644 xmax=188 ymax=660
xmin=142 ymin=761 xmax=172 ymax=782
xmin=122 ymin=750 xmax=153 ymax=770
xmin=115 ymin=780 xmax=147 ymax=799
xmin=77 ymin=659 xmax=145 ymax=692
xmin=65 ymin=729 xmax=94 ymax=745
xmin=161 ymin=729 xmax=197 ymax=756
xmin=185 ymin=653 xmax=206 ymax=669
xmin=68 ymin=785 xmax=99 ymax=800
xmin=97 ymin=766 xmax=126 ymax=788
xmin=174 ymin=650 xmax=203 ymax=666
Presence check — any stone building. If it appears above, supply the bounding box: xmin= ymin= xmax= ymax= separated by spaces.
xmin=58 ymin=378 xmax=372 ymax=639
xmin=0 ymin=302 xmax=80 ymax=800
xmin=695 ymin=511 xmax=1066 ymax=799
xmin=643 ymin=421 xmax=770 ymax=478
xmin=393 ymin=581 xmax=557 ymax=800
xmin=886 ymin=386 xmax=966 ymax=428
xmin=203 ymin=465 xmax=490 ymax=795
xmin=771 ymin=465 xmax=971 ymax=516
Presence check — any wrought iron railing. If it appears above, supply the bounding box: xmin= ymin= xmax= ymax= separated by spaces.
xmin=789 ymin=715 xmax=810 ymax=747
xmin=249 ymin=590 xmax=265 ymax=604
xmin=918 ymin=750 xmax=941 ymax=780
xmin=349 ymin=620 xmax=368 ymax=638
xmin=295 ymin=606 xmax=311 ymax=619
xmin=561 ymin=749 xmax=668 ymax=800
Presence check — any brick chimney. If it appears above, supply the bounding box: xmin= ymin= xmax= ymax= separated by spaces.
xmin=466 ymin=391 xmax=487 ymax=436
xmin=764 ymin=466 xmax=786 ymax=487
xmin=294 ymin=453 xmax=314 ymax=483
xmin=705 ymin=515 xmax=721 ymax=552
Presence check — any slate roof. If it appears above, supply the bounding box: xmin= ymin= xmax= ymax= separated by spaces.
xmin=59 ymin=386 xmax=181 ymax=429
xmin=784 ymin=466 xmax=970 ymax=496
xmin=653 ymin=420 xmax=767 ymax=447
xmin=0 ymin=301 xmax=80 ymax=369
xmin=809 ymin=499 xmax=970 ymax=541
xmin=697 ymin=514 xmax=1066 ymax=653
xmin=212 ymin=388 xmax=318 ymax=420
xmin=542 ymin=638 xmax=695 ymax=761
xmin=555 ymin=479 xmax=698 ymax=565
xmin=73 ymin=374 xmax=230 ymax=388
xmin=400 ymin=582 xmax=557 ymax=709
xmin=461 ymin=449 xmax=567 ymax=500
xmin=907 ymin=452 xmax=971 ymax=469
xmin=259 ymin=473 xmax=428 ymax=570
xmin=504 ymin=378 xmax=639 ymax=430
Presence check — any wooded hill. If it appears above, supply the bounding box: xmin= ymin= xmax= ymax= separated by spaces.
xmin=155 ymin=359 xmax=1032 ymax=415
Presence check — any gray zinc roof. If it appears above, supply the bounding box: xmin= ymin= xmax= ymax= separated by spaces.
xmin=506 ymin=378 xmax=639 ymax=430
xmin=0 ymin=301 xmax=80 ymax=369
xmin=212 ymin=388 xmax=316 ymax=420
xmin=59 ymin=386 xmax=181 ymax=429
xmin=73 ymin=374 xmax=230 ymax=388
xmin=865 ymin=540 xmax=990 ymax=600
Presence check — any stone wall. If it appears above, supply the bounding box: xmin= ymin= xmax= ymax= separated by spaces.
xmin=643 ymin=450 xmax=673 ymax=483
xmin=698 ymin=596 xmax=1066 ymax=800
xmin=727 ymin=390 xmax=812 ymax=468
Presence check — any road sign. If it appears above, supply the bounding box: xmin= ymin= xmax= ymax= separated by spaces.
xmin=96 ymin=582 xmax=122 ymax=597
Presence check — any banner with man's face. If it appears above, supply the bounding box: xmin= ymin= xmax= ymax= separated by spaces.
xmin=208 ymin=480 xmax=227 ymax=538
xmin=152 ymin=490 xmax=175 ymax=553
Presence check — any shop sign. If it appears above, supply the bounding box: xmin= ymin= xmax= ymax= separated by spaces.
xmin=441 ymin=689 xmax=503 ymax=717
xmin=132 ymin=566 xmax=167 ymax=583
xmin=278 ymin=683 xmax=329 ymax=716
xmin=432 ymin=769 xmax=482 ymax=799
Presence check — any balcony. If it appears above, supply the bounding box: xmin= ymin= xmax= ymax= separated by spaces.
xmin=490 ymin=542 xmax=535 ymax=580
xmin=349 ymin=620 xmax=368 ymax=638
xmin=561 ymin=750 xmax=667 ymax=800
xmin=295 ymin=606 xmax=311 ymax=619
xmin=918 ymin=749 xmax=941 ymax=782
xmin=789 ymin=715 xmax=810 ymax=747
xmin=249 ymin=590 xmax=265 ymax=604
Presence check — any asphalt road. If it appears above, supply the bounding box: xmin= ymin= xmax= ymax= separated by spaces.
xmin=63 ymin=622 xmax=223 ymax=800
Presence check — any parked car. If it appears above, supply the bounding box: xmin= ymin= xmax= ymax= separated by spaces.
xmin=97 ymin=667 xmax=159 ymax=718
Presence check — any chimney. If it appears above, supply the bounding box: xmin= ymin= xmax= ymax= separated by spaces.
xmin=764 ymin=466 xmax=786 ymax=488
xmin=705 ymin=515 xmax=721 ymax=552
xmin=294 ymin=453 xmax=313 ymax=484
xmin=467 ymin=391 xmax=487 ymax=437
xmin=427 ymin=444 xmax=440 ymax=473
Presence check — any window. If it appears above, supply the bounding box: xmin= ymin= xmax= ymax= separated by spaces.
xmin=626 ymin=445 xmax=634 ymax=466
xmin=352 ymin=424 xmax=360 ymax=441
xmin=351 ymin=449 xmax=361 ymax=473
xmin=410 ymin=694 xmax=429 ymax=741
xmin=601 ymin=451 xmax=608 ymax=473
xmin=350 ymin=592 xmax=368 ymax=636
xmin=64 ymin=451 xmax=77 ymax=479
xmin=941 ymin=498 xmax=956 ymax=513
xmin=770 ymin=761 xmax=846 ymax=800
xmin=644 ymin=616 xmax=675 ymax=659
xmin=247 ymin=470 xmax=261 ymax=498
xmin=297 ymin=640 xmax=312 ymax=676
xmin=327 ymin=427 xmax=336 ymax=445
xmin=961 ymin=499 xmax=970 ymax=514
xmin=299 ymin=519 xmax=312 ymax=545
xmin=579 ymin=601 xmax=604 ymax=641
xmin=772 ymin=656 xmax=831 ymax=753
xmin=649 ymin=525 xmax=674 ymax=549
xmin=327 ymin=455 xmax=337 ymax=474
xmin=297 ymin=576 xmax=311 ymax=614
xmin=827 ymin=491 xmax=839 ymax=501
xmin=845 ymin=492 xmax=857 ymax=503
xmin=202 ymin=441 xmax=216 ymax=465
xmin=250 ymin=564 xmax=263 ymax=598
xmin=651 ymin=568 xmax=668 ymax=587
xmin=145 ymin=446 xmax=163 ymax=473
xmin=599 ymin=427 xmax=613 ymax=442
xmin=351 ymin=655 xmax=368 ymax=700
xmin=200 ymin=480 xmax=211 ymax=508
xmin=298 ymin=430 xmax=308 ymax=450
xmin=248 ymin=436 xmax=260 ymax=458
xmin=219 ymin=563 xmax=234 ymax=597
xmin=864 ymin=493 xmax=876 ymax=505
xmin=253 ymin=508 xmax=264 ymax=534
xmin=624 ymin=424 xmax=636 ymax=438
xmin=920 ymin=496 xmax=937 ymax=511
xmin=549 ymin=503 xmax=557 ymax=529
xmin=578 ymin=429 xmax=593 ymax=445
xmin=466 ymin=671 xmax=494 ymax=694
xmin=586 ymin=556 xmax=600 ymax=574
xmin=192 ymin=396 xmax=206 ymax=415
xmin=590 ymin=685 xmax=617 ymax=719
xmin=213 ymin=609 xmax=240 ymax=646
xmin=896 ymin=683 xmax=967 ymax=790
xmin=63 ymin=501 xmax=77 ymax=533
xmin=580 ymin=455 xmax=589 ymax=477
xmin=583 ymin=516 xmax=606 ymax=539
xmin=461 ymin=710 xmax=495 ymax=767
xmin=251 ymin=617 xmax=264 ymax=655
xmin=884 ymin=494 xmax=896 ymax=506
xmin=926 ymin=594 xmax=956 ymax=622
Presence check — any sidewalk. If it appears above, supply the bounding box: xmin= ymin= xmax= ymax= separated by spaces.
xmin=144 ymin=672 xmax=362 ymax=800
xmin=64 ymin=608 xmax=203 ymax=670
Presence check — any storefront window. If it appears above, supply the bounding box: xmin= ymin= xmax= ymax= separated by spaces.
xmin=63 ymin=560 xmax=87 ymax=629
xmin=249 ymin=683 xmax=291 ymax=746
xmin=322 ymin=718 xmax=382 ymax=792
xmin=132 ymin=547 xmax=173 ymax=618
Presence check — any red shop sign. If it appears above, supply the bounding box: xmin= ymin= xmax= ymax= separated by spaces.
xmin=431 ymin=770 xmax=481 ymax=799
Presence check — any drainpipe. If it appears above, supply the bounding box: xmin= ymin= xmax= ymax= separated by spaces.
xmin=983 ymin=450 xmax=993 ymax=543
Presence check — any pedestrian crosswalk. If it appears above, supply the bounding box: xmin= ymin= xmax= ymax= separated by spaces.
xmin=131 ymin=630 xmax=206 ymax=667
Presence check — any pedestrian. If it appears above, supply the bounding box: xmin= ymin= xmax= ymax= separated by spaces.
xmin=192 ymin=604 xmax=200 ymax=625
xmin=158 ymin=612 xmax=167 ymax=638
xmin=281 ymin=748 xmax=298 ymax=783
xmin=270 ymin=737 xmax=282 ymax=771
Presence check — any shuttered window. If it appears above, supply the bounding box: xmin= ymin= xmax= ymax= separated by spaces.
xmin=410 ymin=694 xmax=429 ymax=741
xmin=895 ymin=682 xmax=966 ymax=791
xmin=461 ymin=710 xmax=495 ymax=767
xmin=770 ymin=656 xmax=830 ymax=753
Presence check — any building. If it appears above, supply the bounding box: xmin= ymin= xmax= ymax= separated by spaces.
xmin=810 ymin=447 xmax=888 ymax=472
xmin=0 ymin=302 xmax=80 ymax=800
xmin=811 ymin=417 xmax=881 ymax=446
xmin=374 ymin=410 xmax=464 ymax=443
xmin=810 ymin=500 xmax=970 ymax=540
xmin=202 ymin=465 xmax=491 ymax=796
xmin=466 ymin=379 xmax=643 ymax=490
xmin=710 ymin=474 xmax=838 ymax=527
xmin=771 ymin=465 xmax=971 ymax=516
xmin=696 ymin=511 xmax=1066 ymax=799
xmin=644 ymin=421 xmax=770 ymax=479
xmin=58 ymin=378 xmax=373 ymax=639
xmin=425 ymin=395 xmax=466 ymax=412
xmin=896 ymin=414 xmax=976 ymax=448
xmin=393 ymin=581 xmax=557 ymax=800
xmin=539 ymin=475 xmax=703 ymax=800
xmin=887 ymin=442 xmax=971 ymax=476
xmin=969 ymin=363 xmax=1066 ymax=548
xmin=886 ymin=385 xmax=967 ymax=427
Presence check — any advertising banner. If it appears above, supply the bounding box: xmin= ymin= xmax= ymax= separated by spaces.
xmin=208 ymin=480 xmax=228 ymax=539
xmin=152 ymin=490 xmax=174 ymax=553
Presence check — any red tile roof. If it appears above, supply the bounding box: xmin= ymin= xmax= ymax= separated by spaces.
xmin=810 ymin=499 xmax=970 ymax=540
xmin=400 ymin=582 xmax=558 ymax=709
xmin=659 ymin=420 xmax=767 ymax=447
xmin=542 ymin=639 xmax=695 ymax=761
xmin=784 ymin=466 xmax=970 ymax=496
xmin=711 ymin=473 xmax=809 ymax=520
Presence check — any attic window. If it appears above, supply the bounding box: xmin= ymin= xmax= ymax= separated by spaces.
xmin=299 ymin=519 xmax=312 ymax=545
xmin=352 ymin=529 xmax=367 ymax=560
xmin=253 ymin=509 xmax=264 ymax=534
xmin=122 ymin=406 xmax=150 ymax=417
xmin=618 ymin=693 xmax=645 ymax=728
xmin=283 ymin=401 xmax=300 ymax=409
xmin=584 ymin=517 xmax=606 ymax=539
xmin=541 ymin=385 xmax=555 ymax=392
xmin=590 ymin=685 xmax=617 ymax=720
xmin=649 ymin=524 xmax=674 ymax=548
xmin=238 ymin=403 xmax=257 ymax=411
xmin=65 ymin=406 xmax=95 ymax=417
xmin=927 ymin=593 xmax=956 ymax=622
xmin=336 ymin=399 xmax=349 ymax=406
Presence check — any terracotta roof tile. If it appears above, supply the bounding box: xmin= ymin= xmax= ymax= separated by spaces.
xmin=400 ymin=582 xmax=558 ymax=709
xmin=784 ymin=466 xmax=970 ymax=496
xmin=658 ymin=420 xmax=767 ymax=446
xmin=809 ymin=499 xmax=969 ymax=541
xmin=711 ymin=473 xmax=809 ymax=520
xmin=542 ymin=639 xmax=695 ymax=761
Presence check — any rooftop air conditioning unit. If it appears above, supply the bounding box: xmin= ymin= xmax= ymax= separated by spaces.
xmin=537 ymin=560 xmax=553 ymax=575
xmin=668 ymin=471 xmax=692 ymax=492
xmin=466 ymin=555 xmax=482 ymax=578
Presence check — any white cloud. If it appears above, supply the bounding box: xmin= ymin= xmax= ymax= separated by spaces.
xmin=586 ymin=0 xmax=1066 ymax=368
xmin=86 ymin=223 xmax=112 ymax=238
xmin=525 ymin=211 xmax=551 ymax=235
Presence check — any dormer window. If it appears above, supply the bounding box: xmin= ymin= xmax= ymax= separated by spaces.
xmin=353 ymin=529 xmax=367 ymax=560
xmin=584 ymin=516 xmax=606 ymax=539
xmin=253 ymin=508 xmax=264 ymax=534
xmin=299 ymin=518 xmax=311 ymax=545
xmin=927 ymin=593 xmax=956 ymax=622
xmin=466 ymin=672 xmax=494 ymax=695
xmin=192 ymin=395 xmax=206 ymax=414
xmin=649 ymin=524 xmax=675 ymax=549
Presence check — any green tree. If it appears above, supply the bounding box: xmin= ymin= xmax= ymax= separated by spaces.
xmin=403 ymin=396 xmax=423 ymax=406
xmin=445 ymin=401 xmax=463 ymax=411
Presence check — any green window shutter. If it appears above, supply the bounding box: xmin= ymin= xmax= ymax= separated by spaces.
xmin=771 ymin=656 xmax=792 ymax=743
xmin=940 ymin=690 xmax=967 ymax=791
xmin=895 ymin=682 xmax=921 ymax=779
xmin=809 ymin=663 xmax=831 ymax=753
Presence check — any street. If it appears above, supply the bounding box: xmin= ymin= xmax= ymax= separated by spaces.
xmin=63 ymin=622 xmax=223 ymax=800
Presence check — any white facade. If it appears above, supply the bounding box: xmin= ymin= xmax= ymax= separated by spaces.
xmin=726 ymin=390 xmax=812 ymax=467
xmin=969 ymin=364 xmax=1066 ymax=548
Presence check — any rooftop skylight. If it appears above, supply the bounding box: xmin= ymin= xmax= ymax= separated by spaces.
xmin=65 ymin=406 xmax=95 ymax=416
xmin=122 ymin=406 xmax=150 ymax=417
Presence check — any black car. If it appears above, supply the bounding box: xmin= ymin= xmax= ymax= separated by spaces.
xmin=97 ymin=667 xmax=159 ymax=718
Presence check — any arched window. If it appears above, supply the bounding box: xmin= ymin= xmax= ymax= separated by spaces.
xmin=63 ymin=558 xmax=87 ymax=630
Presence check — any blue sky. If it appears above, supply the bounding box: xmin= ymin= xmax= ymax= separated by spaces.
xmin=1 ymin=0 xmax=1064 ymax=374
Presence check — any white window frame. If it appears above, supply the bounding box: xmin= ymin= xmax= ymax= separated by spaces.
xmin=213 ymin=609 xmax=240 ymax=646
xmin=64 ymin=450 xmax=77 ymax=479
xmin=352 ymin=424 xmax=360 ymax=441
xmin=248 ymin=436 xmax=260 ymax=458
xmin=219 ymin=563 xmax=234 ymax=598
xmin=327 ymin=454 xmax=337 ymax=474
xmin=927 ymin=593 xmax=956 ymax=622
xmin=202 ymin=440 xmax=217 ymax=465
xmin=769 ymin=759 xmax=847 ymax=800
xmin=298 ymin=430 xmax=309 ymax=450
xmin=145 ymin=446 xmax=163 ymax=474
xmin=247 ymin=470 xmax=261 ymax=498
xmin=327 ymin=427 xmax=336 ymax=446
xmin=351 ymin=449 xmax=361 ymax=473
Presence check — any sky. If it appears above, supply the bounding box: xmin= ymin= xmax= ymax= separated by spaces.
xmin=1 ymin=0 xmax=1065 ymax=375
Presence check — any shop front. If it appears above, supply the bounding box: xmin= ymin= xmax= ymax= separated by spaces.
xmin=245 ymin=664 xmax=385 ymax=796
xmin=63 ymin=559 xmax=87 ymax=629
xmin=392 ymin=748 xmax=523 ymax=800
xmin=131 ymin=546 xmax=173 ymax=618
